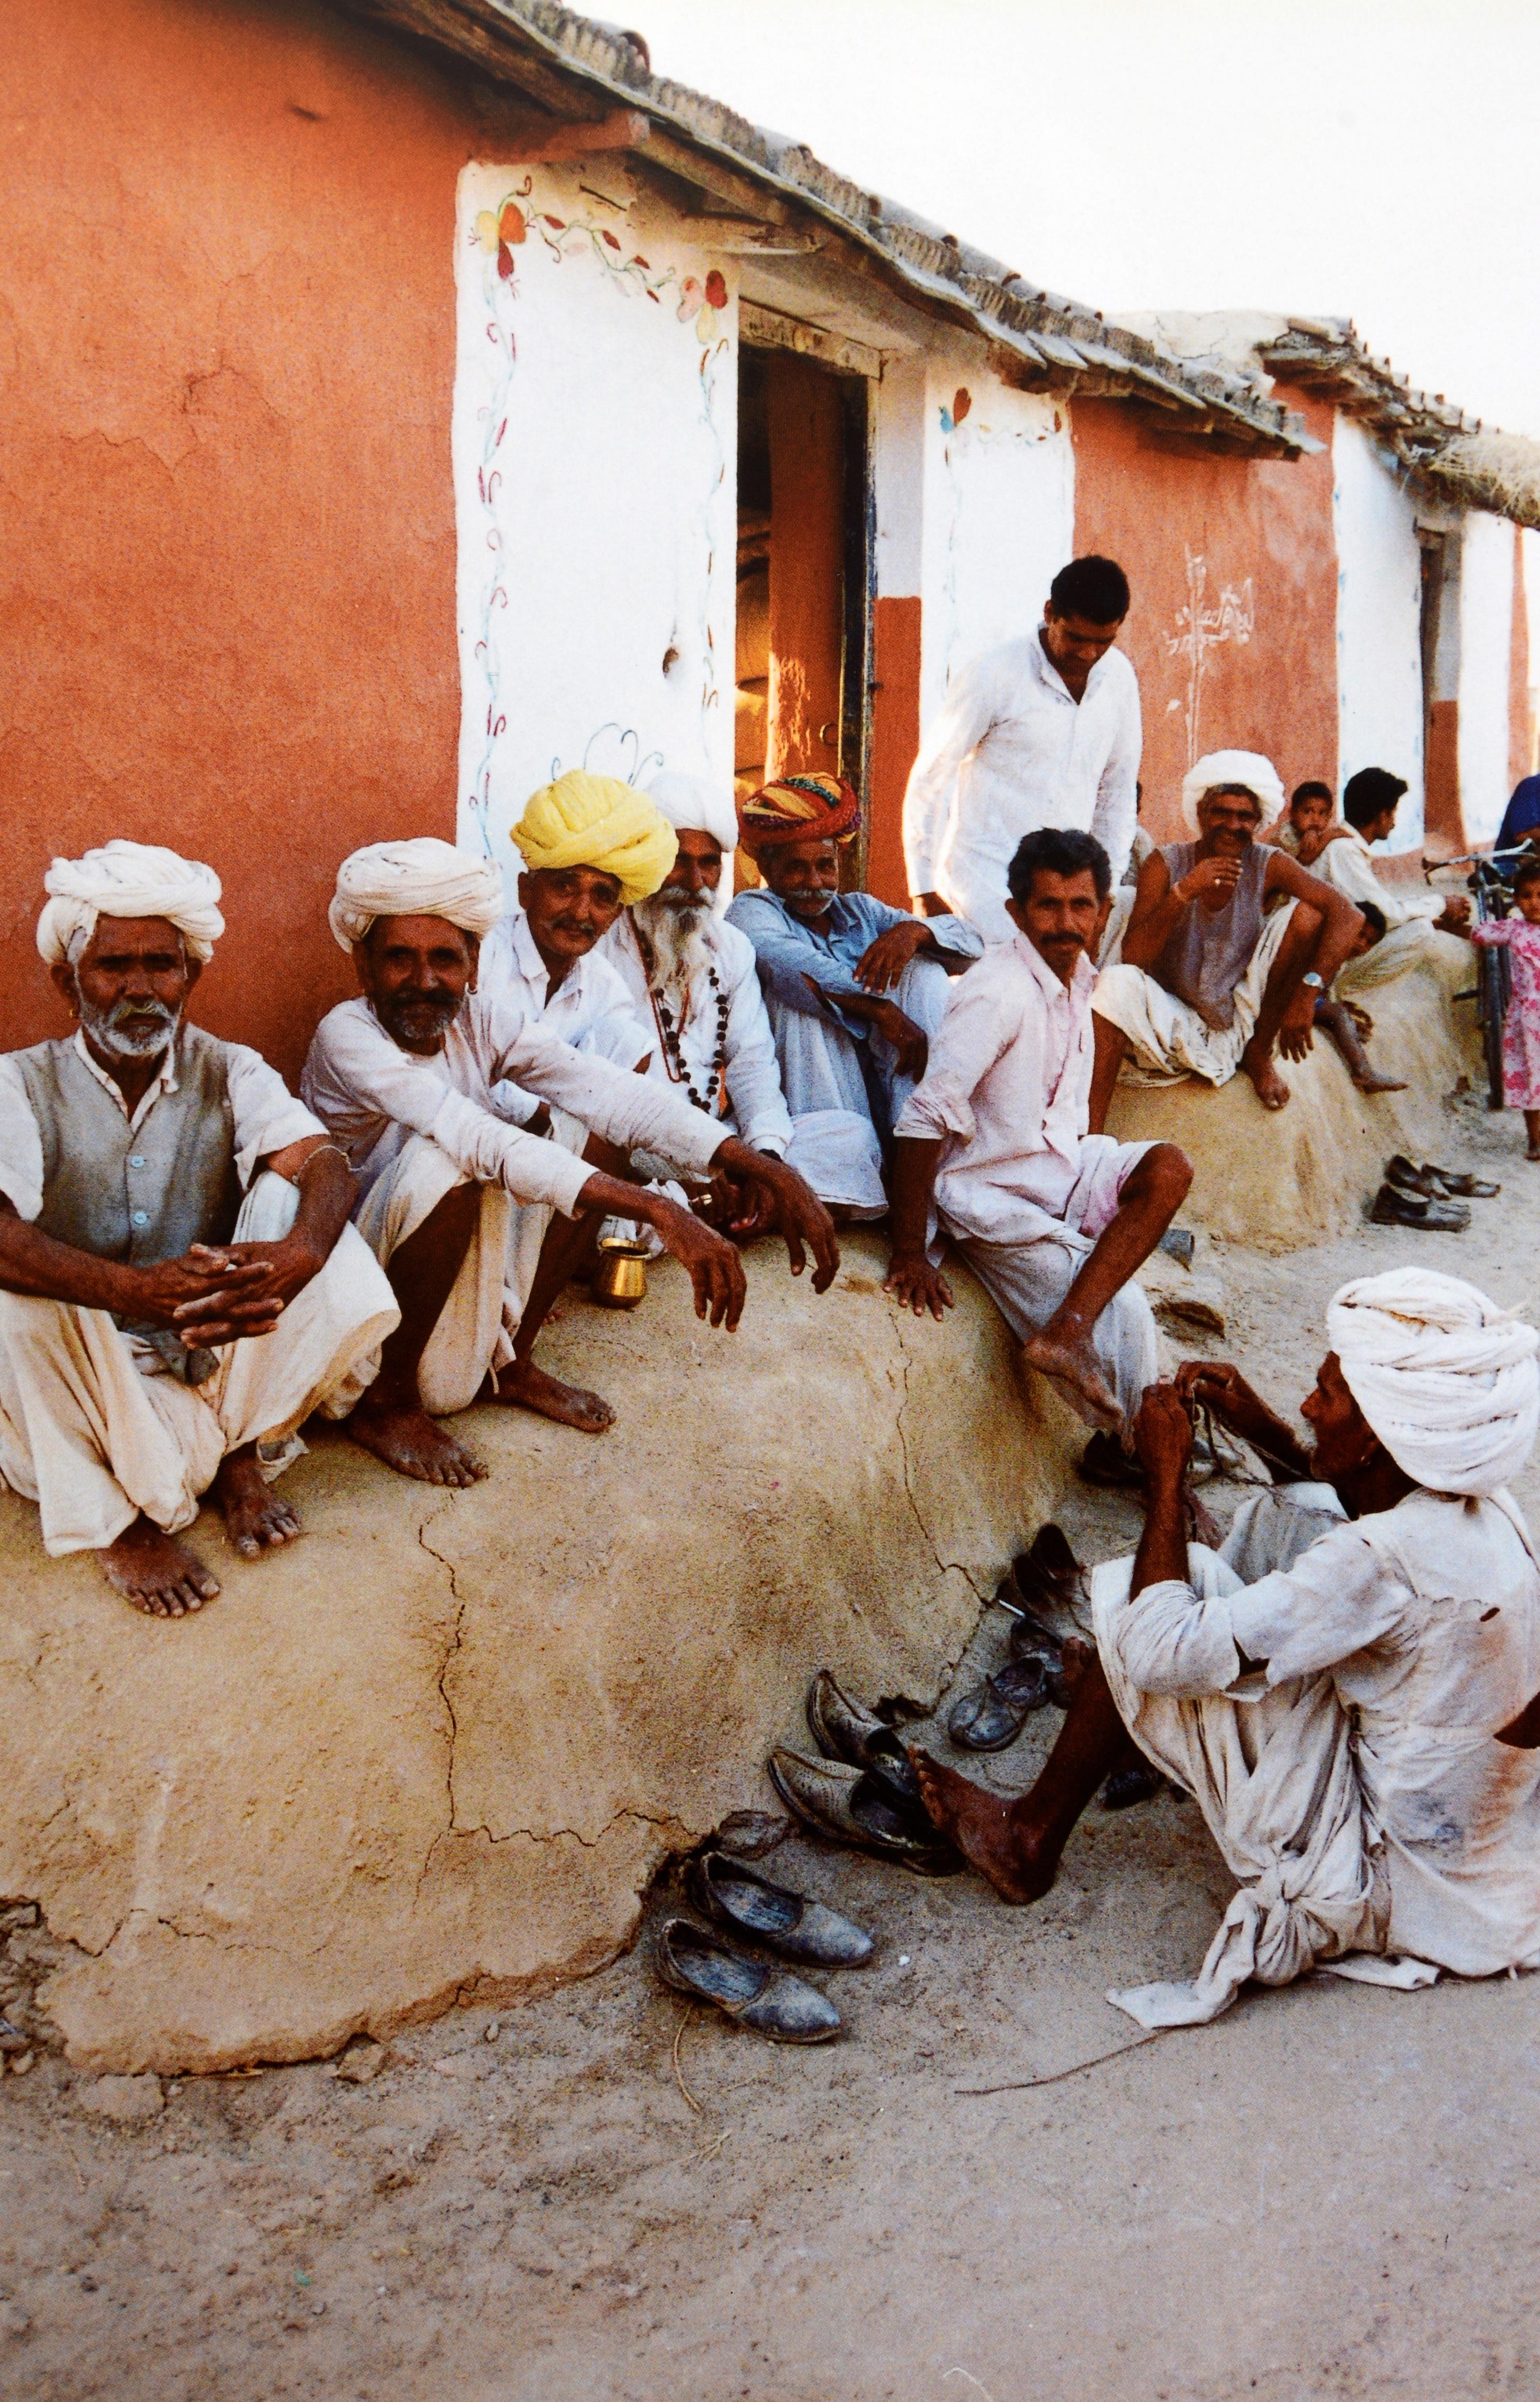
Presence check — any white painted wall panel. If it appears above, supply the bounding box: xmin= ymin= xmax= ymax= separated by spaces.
xmin=1458 ymin=511 xmax=1517 ymax=848
xmin=917 ymin=361 xmax=1074 ymax=732
xmin=453 ymin=164 xmax=736 ymax=897
xmin=1332 ymin=416 xmax=1425 ymax=854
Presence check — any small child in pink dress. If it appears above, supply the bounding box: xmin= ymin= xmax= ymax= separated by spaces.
xmin=1471 ymin=855 xmax=1540 ymax=1158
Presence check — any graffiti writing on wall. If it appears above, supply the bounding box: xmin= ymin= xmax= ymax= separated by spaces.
xmin=462 ymin=178 xmax=730 ymax=856
xmin=1163 ymin=549 xmax=1256 ymax=766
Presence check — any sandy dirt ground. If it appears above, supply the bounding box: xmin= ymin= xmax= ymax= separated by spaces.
xmin=5 ymin=1085 xmax=1540 ymax=2402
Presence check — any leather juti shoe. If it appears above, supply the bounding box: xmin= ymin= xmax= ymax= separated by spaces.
xmin=1386 ymin=1153 xmax=1498 ymax=1200
xmin=806 ymin=1671 xmax=921 ymax=1804
xmin=947 ymin=1654 xmax=1052 ymax=1751
xmin=1101 ymin=1759 xmax=1163 ymax=1810
xmin=1006 ymin=1524 xmax=1087 ymax=1630
xmin=654 ymin=1917 xmax=841 ymax=2042
xmin=1077 ymin=1429 xmax=1146 ymax=1487
xmin=768 ymin=1749 xmax=961 ymax=1875
xmin=1369 ymin=1182 xmax=1469 ymax=1231
xmin=687 ymin=1850 xmax=874 ymax=1968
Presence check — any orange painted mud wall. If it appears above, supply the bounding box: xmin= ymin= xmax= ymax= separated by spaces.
xmin=866 ymin=597 xmax=922 ymax=907
xmin=1 ymin=0 xmax=478 ymax=1081
xmin=1072 ymin=388 xmax=1339 ymax=845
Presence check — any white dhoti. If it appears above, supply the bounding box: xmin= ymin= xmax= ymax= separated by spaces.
xmin=1089 ymin=1486 xmax=1390 ymax=2029
xmin=949 ymin=1136 xmax=1161 ymax=1424
xmin=769 ymin=956 xmax=954 ymax=1217
xmin=1332 ymin=915 xmax=1464 ymax=999
xmin=1092 ymin=899 xmax=1299 ymax=1088
xmin=0 ymin=1174 xmax=398 ymax=1556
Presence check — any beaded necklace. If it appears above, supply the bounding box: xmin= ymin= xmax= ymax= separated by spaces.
xmin=647 ymin=964 xmax=731 ymax=1117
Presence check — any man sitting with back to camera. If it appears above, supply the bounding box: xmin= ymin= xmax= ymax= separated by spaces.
xmin=728 ymin=771 xmax=980 ymax=1216
xmin=1089 ymin=750 xmax=1365 ymax=1119
xmin=1309 ymin=766 xmax=1471 ymax=997
xmin=883 ymin=828 xmax=1190 ymax=1476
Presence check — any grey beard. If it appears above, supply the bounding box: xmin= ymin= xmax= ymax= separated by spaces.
xmin=635 ymin=892 xmax=714 ymax=1000
xmin=76 ymin=989 xmax=181 ymax=1062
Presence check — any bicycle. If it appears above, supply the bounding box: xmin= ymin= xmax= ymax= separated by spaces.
xmin=1441 ymin=846 xmax=1531 ymax=1108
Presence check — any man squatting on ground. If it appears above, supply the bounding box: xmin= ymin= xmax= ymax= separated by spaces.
xmin=726 ymin=771 xmax=980 ymax=1216
xmin=0 ymin=841 xmax=400 ymax=1617
xmin=882 ymin=828 xmax=1191 ymax=1463
xmin=902 ymin=554 xmax=1141 ymax=941
xmin=302 ymin=836 xmax=838 ymax=1488
xmin=914 ymin=1268 xmax=1540 ymax=2026
xmin=1090 ymin=750 xmax=1366 ymax=1118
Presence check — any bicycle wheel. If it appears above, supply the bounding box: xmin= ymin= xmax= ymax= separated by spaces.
xmin=1480 ymin=940 xmax=1509 ymax=1109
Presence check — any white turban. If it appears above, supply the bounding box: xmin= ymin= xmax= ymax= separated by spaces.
xmin=36 ymin=840 xmax=225 ymax=968
xmin=1180 ymin=750 xmax=1286 ymax=838
xmin=1328 ymin=1268 xmax=1540 ymax=1498
xmin=329 ymin=839 xmax=505 ymax=954
xmin=646 ymin=772 xmax=738 ymax=856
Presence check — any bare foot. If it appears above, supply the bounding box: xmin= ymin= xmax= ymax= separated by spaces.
xmin=1022 ymin=1323 xmax=1123 ymax=1432
xmin=1528 ymin=1148 xmax=1540 ymax=1164
xmin=1351 ymin=1069 xmax=1408 ymax=1095
xmin=215 ymin=1448 xmax=302 ymax=1560
xmin=1242 ymin=1051 xmax=1291 ymax=1111
xmin=484 ymin=1359 xmax=615 ymax=1433
xmin=349 ymin=1398 xmax=487 ymax=1488
xmin=907 ymin=1747 xmax=1053 ymax=1904
xmin=99 ymin=1515 xmax=221 ymax=1618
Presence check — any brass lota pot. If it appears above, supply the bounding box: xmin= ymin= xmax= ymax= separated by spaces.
xmin=593 ymin=1235 xmax=650 ymax=1309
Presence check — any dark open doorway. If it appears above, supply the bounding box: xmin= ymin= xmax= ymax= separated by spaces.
xmin=734 ymin=345 xmax=873 ymax=884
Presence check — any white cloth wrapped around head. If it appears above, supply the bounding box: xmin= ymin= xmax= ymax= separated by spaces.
xmin=1328 ymin=1268 xmax=1540 ymax=1497
xmin=645 ymin=771 xmax=738 ymax=856
xmin=329 ymin=838 xmax=506 ymax=954
xmin=1180 ymin=750 xmax=1286 ymax=838
xmin=36 ymin=840 xmax=225 ymax=968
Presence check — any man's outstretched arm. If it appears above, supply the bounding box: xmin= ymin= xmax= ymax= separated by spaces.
xmin=882 ymin=1136 xmax=952 ymax=1318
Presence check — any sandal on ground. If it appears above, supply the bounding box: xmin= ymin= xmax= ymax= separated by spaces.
xmin=768 ymin=1749 xmax=961 ymax=1875
xmin=687 ymin=1851 xmax=873 ymax=1968
xmin=1386 ymin=1153 xmax=1499 ymax=1200
xmin=805 ymin=1670 xmax=920 ymax=1804
xmin=654 ymin=1917 xmax=841 ymax=2041
xmin=1368 ymin=1183 xmax=1469 ymax=1231
xmin=947 ymin=1655 xmax=1052 ymax=1751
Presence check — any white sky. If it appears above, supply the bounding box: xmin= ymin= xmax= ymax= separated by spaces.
xmin=631 ymin=0 xmax=1540 ymax=437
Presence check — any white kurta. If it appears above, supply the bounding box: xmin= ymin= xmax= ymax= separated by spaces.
xmin=1094 ymin=1483 xmax=1540 ymax=2027
xmin=599 ymin=913 xmax=793 ymax=1158
xmin=477 ymin=908 xmax=651 ymax=1122
xmin=1091 ymin=901 xmax=1298 ymax=1087
xmin=902 ymin=634 xmax=1142 ymax=938
xmin=894 ymin=936 xmax=1158 ymax=1418
xmin=302 ymin=996 xmax=726 ymax=1414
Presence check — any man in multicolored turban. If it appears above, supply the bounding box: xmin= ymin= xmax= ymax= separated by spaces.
xmin=0 ymin=841 xmax=398 ymax=1617
xmin=728 ymin=774 xmax=979 ymax=1213
xmin=303 ymin=836 xmax=838 ymax=1483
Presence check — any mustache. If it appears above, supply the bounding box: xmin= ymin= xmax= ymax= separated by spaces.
xmin=76 ymin=991 xmax=181 ymax=1059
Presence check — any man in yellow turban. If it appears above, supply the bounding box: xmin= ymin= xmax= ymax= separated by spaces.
xmin=302 ymin=836 xmax=839 ymax=1484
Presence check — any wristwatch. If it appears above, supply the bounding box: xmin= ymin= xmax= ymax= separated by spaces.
xmin=1301 ymin=971 xmax=1325 ymax=991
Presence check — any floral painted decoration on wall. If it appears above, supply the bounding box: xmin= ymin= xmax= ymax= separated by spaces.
xmin=473 ymin=186 xmax=728 ymax=346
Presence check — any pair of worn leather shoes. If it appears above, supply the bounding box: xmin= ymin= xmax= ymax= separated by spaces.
xmin=1369 ymin=1182 xmax=1469 ymax=1232
xmin=946 ymin=1528 xmax=1080 ymax=1752
xmin=767 ymin=1674 xmax=961 ymax=1874
xmin=654 ymin=1847 xmax=875 ymax=2043
xmin=1386 ymin=1153 xmax=1499 ymax=1200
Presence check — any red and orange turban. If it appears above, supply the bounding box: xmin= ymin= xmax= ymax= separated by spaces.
xmin=737 ymin=772 xmax=861 ymax=854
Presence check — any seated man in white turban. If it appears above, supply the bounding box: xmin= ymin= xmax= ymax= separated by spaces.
xmin=1090 ymin=751 xmax=1364 ymax=1118
xmin=304 ymin=835 xmax=838 ymax=1485
xmin=726 ymin=773 xmax=980 ymax=1216
xmin=0 ymin=841 xmax=397 ymax=1616
xmin=911 ymin=1269 xmax=1540 ymax=2028
xmin=885 ymin=828 xmax=1190 ymax=1452
xmin=475 ymin=772 xmax=660 ymax=1425
xmin=597 ymin=771 xmax=817 ymax=1229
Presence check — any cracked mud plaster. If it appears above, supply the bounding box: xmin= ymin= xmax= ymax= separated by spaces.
xmin=1 ymin=1233 xmax=1078 ymax=2074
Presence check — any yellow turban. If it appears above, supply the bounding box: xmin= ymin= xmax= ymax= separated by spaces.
xmin=510 ymin=772 xmax=677 ymax=907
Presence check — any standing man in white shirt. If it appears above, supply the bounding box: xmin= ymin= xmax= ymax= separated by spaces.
xmin=884 ymin=828 xmax=1190 ymax=1461
xmin=902 ymin=556 xmax=1142 ymax=942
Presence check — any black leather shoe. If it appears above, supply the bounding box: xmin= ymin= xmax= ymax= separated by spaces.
xmin=1101 ymin=1759 xmax=1163 ymax=1810
xmin=655 ymin=1917 xmax=841 ymax=2041
xmin=768 ymin=1749 xmax=961 ymax=1874
xmin=1077 ymin=1429 xmax=1147 ymax=1487
xmin=1387 ymin=1153 xmax=1499 ymax=1201
xmin=1007 ymin=1524 xmax=1087 ymax=1628
xmin=1369 ymin=1182 xmax=1469 ymax=1231
xmin=687 ymin=1851 xmax=874 ymax=1968
xmin=806 ymin=1671 xmax=920 ymax=1804
xmin=947 ymin=1654 xmax=1051 ymax=1751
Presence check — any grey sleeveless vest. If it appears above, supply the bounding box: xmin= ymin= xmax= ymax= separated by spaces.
xmin=1154 ymin=841 xmax=1270 ymax=1029
xmin=13 ymin=1027 xmax=244 ymax=1381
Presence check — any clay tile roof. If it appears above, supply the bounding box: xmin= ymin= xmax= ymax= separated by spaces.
xmin=341 ymin=0 xmax=1315 ymax=456
xmin=1258 ymin=319 xmax=1540 ymax=529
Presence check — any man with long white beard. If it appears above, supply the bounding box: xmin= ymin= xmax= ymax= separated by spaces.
xmin=600 ymin=773 xmax=808 ymax=1233
xmin=911 ymin=1269 xmax=1540 ymax=2028
xmin=0 ymin=841 xmax=397 ymax=1616
xmin=304 ymin=837 xmax=838 ymax=1485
